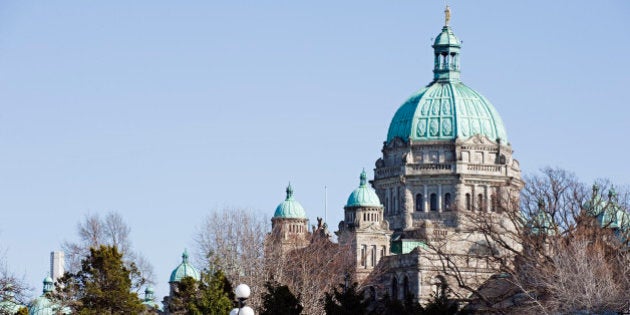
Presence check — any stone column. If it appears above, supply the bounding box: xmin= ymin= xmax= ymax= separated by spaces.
xmin=438 ymin=184 xmax=443 ymax=212
xmin=423 ymin=185 xmax=429 ymax=212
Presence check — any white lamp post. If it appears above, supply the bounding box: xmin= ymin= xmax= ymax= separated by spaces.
xmin=231 ymin=283 xmax=254 ymax=315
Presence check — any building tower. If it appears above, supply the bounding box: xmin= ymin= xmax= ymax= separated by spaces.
xmin=269 ymin=184 xmax=309 ymax=254
xmin=338 ymin=170 xmax=391 ymax=283
xmin=162 ymin=250 xmax=201 ymax=313
xmin=369 ymin=6 xmax=523 ymax=302
xmin=50 ymin=251 xmax=64 ymax=283
xmin=28 ymin=277 xmax=69 ymax=315
xmin=373 ymin=5 xmax=522 ymax=233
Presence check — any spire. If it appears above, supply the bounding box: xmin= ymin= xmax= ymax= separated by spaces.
xmin=432 ymin=6 xmax=462 ymax=82
xmin=359 ymin=169 xmax=367 ymax=187
xmin=286 ymin=183 xmax=294 ymax=200
xmin=182 ymin=249 xmax=189 ymax=263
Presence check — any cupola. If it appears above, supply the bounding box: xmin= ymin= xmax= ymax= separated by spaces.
xmin=346 ymin=170 xmax=382 ymax=207
xmin=386 ymin=6 xmax=508 ymax=144
xmin=169 ymin=249 xmax=200 ymax=283
xmin=273 ymin=183 xmax=307 ymax=219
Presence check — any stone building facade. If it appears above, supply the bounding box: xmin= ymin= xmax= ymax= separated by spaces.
xmin=336 ymin=7 xmax=523 ymax=303
xmin=268 ymin=6 xmax=523 ymax=306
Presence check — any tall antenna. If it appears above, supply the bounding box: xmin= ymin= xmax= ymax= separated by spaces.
xmin=324 ymin=185 xmax=328 ymax=223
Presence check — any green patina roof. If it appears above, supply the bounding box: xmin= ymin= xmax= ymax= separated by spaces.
xmin=391 ymin=239 xmax=427 ymax=255
xmin=584 ymin=186 xmax=630 ymax=231
xmin=527 ymin=210 xmax=556 ymax=236
xmin=142 ymin=287 xmax=163 ymax=311
xmin=434 ymin=25 xmax=461 ymax=47
xmin=346 ymin=170 xmax=382 ymax=207
xmin=29 ymin=296 xmax=55 ymax=315
xmin=273 ymin=183 xmax=307 ymax=219
xmin=28 ymin=278 xmax=70 ymax=315
xmin=386 ymin=19 xmax=507 ymax=144
xmin=169 ymin=249 xmax=200 ymax=283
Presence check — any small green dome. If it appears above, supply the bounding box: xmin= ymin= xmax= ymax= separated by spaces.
xmin=29 ymin=278 xmax=69 ymax=315
xmin=169 ymin=250 xmax=200 ymax=283
xmin=527 ymin=207 xmax=555 ymax=235
xmin=434 ymin=26 xmax=461 ymax=47
xmin=387 ymin=14 xmax=507 ymax=144
xmin=273 ymin=184 xmax=307 ymax=219
xmin=585 ymin=187 xmax=630 ymax=231
xmin=142 ymin=286 xmax=162 ymax=311
xmin=346 ymin=170 xmax=382 ymax=207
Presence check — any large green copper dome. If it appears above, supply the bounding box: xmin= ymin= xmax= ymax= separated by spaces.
xmin=346 ymin=170 xmax=382 ymax=207
xmin=274 ymin=184 xmax=307 ymax=219
xmin=386 ymin=14 xmax=508 ymax=144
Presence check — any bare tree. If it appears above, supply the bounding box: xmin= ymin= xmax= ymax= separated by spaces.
xmin=265 ymin=227 xmax=355 ymax=315
xmin=61 ymin=211 xmax=154 ymax=291
xmin=194 ymin=208 xmax=269 ymax=309
xmin=0 ymin=247 xmax=29 ymax=314
xmin=195 ymin=209 xmax=356 ymax=314
xmin=427 ymin=168 xmax=630 ymax=314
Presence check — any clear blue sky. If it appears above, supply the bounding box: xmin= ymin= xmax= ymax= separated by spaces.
xmin=1 ymin=1 xmax=629 ymax=300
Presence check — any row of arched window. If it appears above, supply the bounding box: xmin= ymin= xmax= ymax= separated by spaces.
xmin=385 ymin=190 xmax=500 ymax=213
xmin=465 ymin=193 xmax=498 ymax=212
xmin=288 ymin=224 xmax=305 ymax=233
xmin=414 ymin=193 xmax=452 ymax=212
xmin=360 ymin=245 xmax=387 ymax=268
xmin=391 ymin=276 xmax=410 ymax=300
xmin=362 ymin=212 xmax=379 ymax=222
xmin=391 ymin=275 xmax=447 ymax=300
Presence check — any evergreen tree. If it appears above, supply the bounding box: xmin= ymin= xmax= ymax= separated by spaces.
xmin=260 ymin=281 xmax=302 ymax=315
xmin=58 ymin=245 xmax=144 ymax=314
xmin=168 ymin=276 xmax=200 ymax=314
xmin=168 ymin=271 xmax=233 ymax=315
xmin=370 ymin=293 xmax=423 ymax=315
xmin=195 ymin=270 xmax=233 ymax=315
xmin=323 ymin=282 xmax=368 ymax=315
xmin=423 ymin=283 xmax=458 ymax=315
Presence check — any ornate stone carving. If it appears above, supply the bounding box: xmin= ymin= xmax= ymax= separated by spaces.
xmin=442 ymin=118 xmax=452 ymax=136
xmin=417 ymin=119 xmax=427 ymax=137
xmin=429 ymin=119 xmax=439 ymax=136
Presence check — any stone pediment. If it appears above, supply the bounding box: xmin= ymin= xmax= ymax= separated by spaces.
xmin=357 ymin=221 xmax=389 ymax=232
xmin=457 ymin=134 xmax=498 ymax=146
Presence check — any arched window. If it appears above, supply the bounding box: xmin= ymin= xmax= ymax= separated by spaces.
xmin=444 ymin=193 xmax=452 ymax=211
xmin=403 ymin=276 xmax=410 ymax=299
xmin=430 ymin=193 xmax=438 ymax=211
xmin=360 ymin=245 xmax=366 ymax=267
xmin=433 ymin=275 xmax=447 ymax=298
xmin=466 ymin=193 xmax=471 ymax=211
xmin=391 ymin=277 xmax=399 ymax=300
xmin=415 ymin=194 xmax=424 ymax=212
xmin=491 ymin=194 xmax=497 ymax=212
xmin=477 ymin=194 xmax=484 ymax=211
